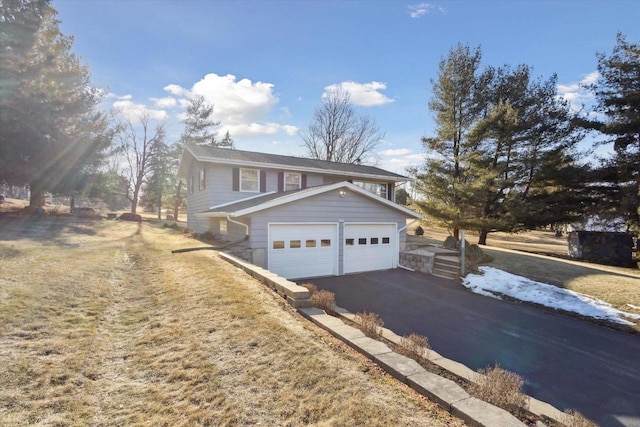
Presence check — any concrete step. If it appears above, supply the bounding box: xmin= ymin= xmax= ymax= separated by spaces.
xmin=432 ymin=267 xmax=460 ymax=280
xmin=435 ymin=255 xmax=461 ymax=267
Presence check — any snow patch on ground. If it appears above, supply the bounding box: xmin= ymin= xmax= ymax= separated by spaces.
xmin=463 ymin=266 xmax=640 ymax=326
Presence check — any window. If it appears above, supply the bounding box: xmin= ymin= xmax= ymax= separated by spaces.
xmin=382 ymin=237 xmax=390 ymax=244
xmin=284 ymin=172 xmax=301 ymax=191
xmin=189 ymin=175 xmax=195 ymax=194
xmin=240 ymin=168 xmax=259 ymax=192
xmin=305 ymin=239 xmax=316 ymax=248
xmin=321 ymin=239 xmax=331 ymax=247
xmin=353 ymin=181 xmax=387 ymax=198
xmin=345 ymin=238 xmax=354 ymax=246
xmin=199 ymin=168 xmax=206 ymax=190
xmin=273 ymin=241 xmax=285 ymax=249
xmin=371 ymin=237 xmax=379 ymax=244
xmin=358 ymin=238 xmax=367 ymax=245
xmin=290 ymin=240 xmax=301 ymax=249
xmin=219 ymin=219 xmax=227 ymax=236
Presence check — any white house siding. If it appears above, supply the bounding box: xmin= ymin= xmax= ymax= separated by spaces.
xmin=206 ymin=164 xmax=325 ymax=207
xmin=244 ymin=188 xmax=408 ymax=273
xmin=186 ymin=161 xmax=212 ymax=233
xmin=185 ymin=160 xmax=396 ymax=236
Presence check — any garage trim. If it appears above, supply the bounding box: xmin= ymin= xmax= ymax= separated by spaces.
xmin=268 ymin=222 xmax=339 ymax=279
xmin=344 ymin=222 xmax=398 ymax=274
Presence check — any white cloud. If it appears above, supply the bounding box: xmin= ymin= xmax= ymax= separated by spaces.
xmin=379 ymin=148 xmax=413 ymax=156
xmin=324 ymin=81 xmax=394 ymax=106
xmin=377 ymin=148 xmax=423 ymax=173
xmin=164 ymin=84 xmax=188 ymax=97
xmin=557 ymin=71 xmax=599 ymax=112
xmin=223 ymin=122 xmax=299 ymax=138
xmin=279 ymin=106 xmax=292 ymax=119
xmin=113 ymin=99 xmax=167 ymax=122
xmin=163 ymin=73 xmax=296 ymax=138
xmin=408 ymin=3 xmax=445 ymax=18
xmin=582 ymin=71 xmax=599 ymax=85
xmin=191 ymin=73 xmax=278 ymax=124
xmin=150 ymin=96 xmax=177 ymax=109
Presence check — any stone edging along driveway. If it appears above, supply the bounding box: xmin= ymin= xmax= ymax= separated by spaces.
xmin=219 ymin=253 xmax=571 ymax=427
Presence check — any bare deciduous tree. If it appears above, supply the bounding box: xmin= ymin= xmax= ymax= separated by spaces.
xmin=300 ymin=89 xmax=384 ymax=164
xmin=116 ymin=112 xmax=166 ymax=214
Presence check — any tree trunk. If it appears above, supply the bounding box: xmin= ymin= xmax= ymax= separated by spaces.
xmin=131 ymin=185 xmax=139 ymax=214
xmin=29 ymin=186 xmax=45 ymax=208
xmin=173 ymin=180 xmax=182 ymax=221
xmin=478 ymin=229 xmax=489 ymax=245
xmin=453 ymin=228 xmax=459 ymax=241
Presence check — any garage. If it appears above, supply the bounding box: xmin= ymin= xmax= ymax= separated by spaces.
xmin=344 ymin=223 xmax=396 ymax=274
xmin=268 ymin=223 xmax=339 ymax=279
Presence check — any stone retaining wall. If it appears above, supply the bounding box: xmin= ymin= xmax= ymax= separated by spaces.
xmin=400 ymin=251 xmax=435 ymax=274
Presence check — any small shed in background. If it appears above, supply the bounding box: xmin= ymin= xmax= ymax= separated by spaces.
xmin=568 ymin=231 xmax=635 ymax=267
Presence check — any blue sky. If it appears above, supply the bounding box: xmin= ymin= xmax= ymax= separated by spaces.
xmin=54 ymin=0 xmax=640 ymax=174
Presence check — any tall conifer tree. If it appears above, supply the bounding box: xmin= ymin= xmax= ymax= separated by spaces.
xmin=0 ymin=1 xmax=112 ymax=207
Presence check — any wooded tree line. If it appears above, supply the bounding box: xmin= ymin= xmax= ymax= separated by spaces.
xmin=412 ymin=38 xmax=639 ymax=243
xmin=1 ymin=1 xmax=637 ymax=232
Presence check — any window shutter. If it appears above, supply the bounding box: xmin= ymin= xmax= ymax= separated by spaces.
xmin=232 ymin=168 xmax=239 ymax=191
xmin=387 ymin=182 xmax=394 ymax=201
xmin=301 ymin=174 xmax=307 ymax=189
xmin=260 ymin=170 xmax=267 ymax=192
xmin=277 ymin=172 xmax=284 ymax=192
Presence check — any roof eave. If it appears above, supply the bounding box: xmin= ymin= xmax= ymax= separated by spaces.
xmin=233 ymin=181 xmax=421 ymax=218
xmin=190 ymin=151 xmax=409 ymax=182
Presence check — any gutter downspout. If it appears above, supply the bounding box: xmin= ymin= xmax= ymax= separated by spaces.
xmin=227 ymin=215 xmax=249 ymax=238
xmin=397 ymin=219 xmax=420 ymax=271
xmin=171 ymin=216 xmax=249 ymax=254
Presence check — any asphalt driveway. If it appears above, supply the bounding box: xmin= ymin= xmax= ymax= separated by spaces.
xmin=306 ymin=269 xmax=640 ymax=427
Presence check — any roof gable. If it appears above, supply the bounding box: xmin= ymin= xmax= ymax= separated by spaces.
xmin=179 ymin=145 xmax=408 ymax=182
xmin=197 ymin=181 xmax=421 ymax=219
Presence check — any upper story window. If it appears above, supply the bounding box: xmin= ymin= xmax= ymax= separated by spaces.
xmin=353 ymin=181 xmax=387 ymax=198
xmin=240 ymin=168 xmax=259 ymax=192
xmin=284 ymin=172 xmax=301 ymax=191
xmin=198 ymin=168 xmax=206 ymax=191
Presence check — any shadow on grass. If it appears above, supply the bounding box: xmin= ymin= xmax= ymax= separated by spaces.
xmin=482 ymin=247 xmax=639 ymax=287
xmin=0 ymin=214 xmax=114 ymax=246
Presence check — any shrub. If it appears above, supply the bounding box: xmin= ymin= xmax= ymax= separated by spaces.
xmin=398 ymin=333 xmax=430 ymax=360
xmin=562 ymin=409 xmax=598 ymax=427
xmin=464 ymin=243 xmax=494 ymax=274
xmin=300 ymin=283 xmax=318 ymax=295
xmin=443 ymin=236 xmax=457 ymax=250
xmin=199 ymin=231 xmax=216 ymax=242
xmin=312 ymin=290 xmax=336 ymax=314
xmin=119 ymin=212 xmax=141 ymax=222
xmin=415 ymin=226 xmax=424 ymax=236
xmin=469 ymin=364 xmax=528 ymax=415
xmin=354 ymin=311 xmax=383 ymax=338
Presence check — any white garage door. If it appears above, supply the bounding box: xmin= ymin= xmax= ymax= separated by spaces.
xmin=268 ymin=223 xmax=338 ymax=279
xmin=344 ymin=223 xmax=396 ymax=274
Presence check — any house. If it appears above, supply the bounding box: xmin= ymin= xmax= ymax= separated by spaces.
xmin=177 ymin=145 xmax=420 ymax=279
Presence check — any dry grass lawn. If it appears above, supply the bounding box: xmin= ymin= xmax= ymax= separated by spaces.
xmin=0 ymin=216 xmax=463 ymax=426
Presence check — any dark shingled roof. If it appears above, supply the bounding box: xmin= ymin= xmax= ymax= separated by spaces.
xmin=204 ymin=187 xmax=311 ymax=214
xmin=187 ymin=145 xmax=408 ymax=180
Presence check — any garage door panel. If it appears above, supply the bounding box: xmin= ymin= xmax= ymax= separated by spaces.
xmin=344 ymin=223 xmax=396 ymax=274
xmin=268 ymin=223 xmax=338 ymax=279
